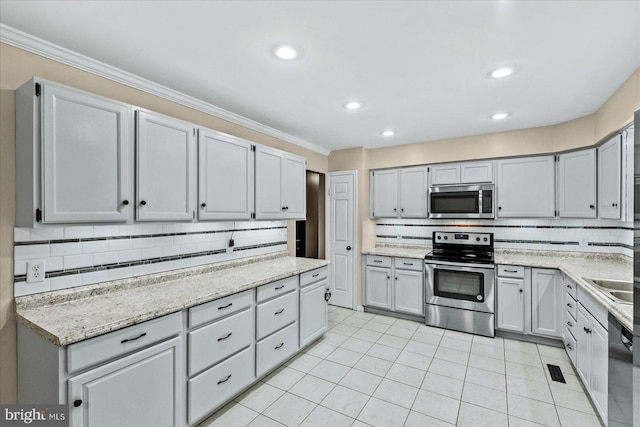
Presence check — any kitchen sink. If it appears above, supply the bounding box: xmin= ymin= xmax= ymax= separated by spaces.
xmin=582 ymin=278 xmax=633 ymax=304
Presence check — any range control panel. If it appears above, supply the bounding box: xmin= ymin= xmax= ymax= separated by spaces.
xmin=433 ymin=231 xmax=493 ymax=246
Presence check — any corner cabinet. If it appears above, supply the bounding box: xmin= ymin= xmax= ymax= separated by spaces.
xmin=198 ymin=130 xmax=254 ymax=220
xmin=255 ymin=145 xmax=306 ymax=220
xmin=16 ymin=78 xmax=134 ymax=226
xmin=136 ymin=110 xmax=197 ymax=221
xmin=598 ymin=135 xmax=622 ymax=219
xmin=496 ymin=156 xmax=555 ymax=217
xmin=531 ymin=268 xmax=563 ymax=338
xmin=557 ymin=149 xmax=596 ymax=218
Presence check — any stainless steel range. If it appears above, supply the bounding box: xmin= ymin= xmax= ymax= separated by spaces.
xmin=425 ymin=231 xmax=495 ymax=337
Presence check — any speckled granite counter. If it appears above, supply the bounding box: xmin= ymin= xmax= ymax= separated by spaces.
xmin=362 ymin=244 xmax=431 ymax=259
xmin=15 ymin=252 xmax=328 ymax=346
xmin=495 ymin=249 xmax=632 ymax=331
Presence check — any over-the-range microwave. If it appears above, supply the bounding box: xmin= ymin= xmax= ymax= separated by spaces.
xmin=428 ymin=184 xmax=494 ymax=219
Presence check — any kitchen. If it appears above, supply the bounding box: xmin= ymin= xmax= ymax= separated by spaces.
xmin=1 ymin=2 xmax=639 ymax=427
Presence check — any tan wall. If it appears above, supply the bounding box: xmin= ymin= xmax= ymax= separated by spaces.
xmin=0 ymin=42 xmax=329 ymax=403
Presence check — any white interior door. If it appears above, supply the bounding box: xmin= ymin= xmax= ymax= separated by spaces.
xmin=328 ymin=171 xmax=356 ymax=309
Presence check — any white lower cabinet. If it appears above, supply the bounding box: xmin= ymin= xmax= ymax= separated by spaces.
xmin=256 ymin=322 xmax=299 ymax=377
xmin=299 ymin=267 xmax=329 ymax=347
xmin=364 ymin=256 xmax=424 ymax=316
xmin=364 ymin=265 xmax=392 ymax=310
xmin=531 ymin=268 xmax=563 ymax=338
xmin=496 ymin=277 xmax=525 ymax=333
xmin=393 ymin=269 xmax=424 ymax=316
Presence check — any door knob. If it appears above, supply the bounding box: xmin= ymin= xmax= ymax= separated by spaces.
xmin=346 ymin=245 xmax=352 ymax=251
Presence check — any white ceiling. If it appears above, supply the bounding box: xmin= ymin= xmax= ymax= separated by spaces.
xmin=1 ymin=1 xmax=639 ymax=153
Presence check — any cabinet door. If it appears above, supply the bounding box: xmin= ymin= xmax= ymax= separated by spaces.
xmin=461 ymin=161 xmax=493 ymax=183
xmin=589 ymin=319 xmax=608 ymax=420
xmin=198 ymin=130 xmax=254 ymax=220
xmin=430 ymin=164 xmax=460 ymax=185
xmin=598 ymin=135 xmax=621 ymax=219
xmin=365 ymin=266 xmax=392 ymax=309
xmin=575 ymin=305 xmax=591 ymax=386
xmin=558 ymin=149 xmax=596 ymax=218
xmin=136 ymin=111 xmax=196 ymax=221
xmin=299 ymin=279 xmax=329 ymax=347
xmin=69 ymin=337 xmax=180 ymax=427
xmin=393 ymin=269 xmax=424 ymax=315
xmin=283 ymin=154 xmax=306 ymax=219
xmin=399 ymin=166 xmax=428 ymax=218
xmin=255 ymin=145 xmax=283 ymax=219
xmin=531 ymin=269 xmax=563 ymax=338
xmin=370 ymin=170 xmax=398 ymax=218
xmin=42 ymin=83 xmax=132 ymax=223
xmin=497 ymin=156 xmax=555 ymax=217
xmin=496 ymin=277 xmax=525 ymax=333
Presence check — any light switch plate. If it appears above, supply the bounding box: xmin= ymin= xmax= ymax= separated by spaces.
xmin=26 ymin=260 xmax=45 ymax=283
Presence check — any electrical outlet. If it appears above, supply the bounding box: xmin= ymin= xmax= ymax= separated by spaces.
xmin=27 ymin=260 xmax=45 ymax=283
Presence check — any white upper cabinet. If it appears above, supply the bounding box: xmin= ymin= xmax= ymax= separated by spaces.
xmin=370 ymin=169 xmax=398 ymax=218
xmin=16 ymin=79 xmax=133 ymax=225
xmin=255 ymin=145 xmax=306 ymax=220
xmin=431 ymin=161 xmax=493 ymax=185
xmin=598 ymin=135 xmax=622 ymax=219
xmin=557 ymin=149 xmax=596 ymax=218
xmin=622 ymin=126 xmax=634 ymax=221
xmin=497 ymin=156 xmax=555 ymax=217
xmin=136 ymin=110 xmax=196 ymax=221
xmin=399 ymin=166 xmax=428 ymax=217
xmin=198 ymin=130 xmax=254 ymax=220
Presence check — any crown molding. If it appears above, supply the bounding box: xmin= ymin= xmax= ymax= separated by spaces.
xmin=0 ymin=24 xmax=331 ymax=156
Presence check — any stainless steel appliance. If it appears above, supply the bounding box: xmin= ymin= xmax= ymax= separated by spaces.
xmin=428 ymin=184 xmax=494 ymax=219
xmin=609 ymin=313 xmax=633 ymax=427
xmin=425 ymin=231 xmax=495 ymax=337
xmin=632 ymin=109 xmax=639 ymax=427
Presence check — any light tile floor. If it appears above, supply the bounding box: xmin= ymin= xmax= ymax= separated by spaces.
xmin=199 ymin=307 xmax=603 ymax=427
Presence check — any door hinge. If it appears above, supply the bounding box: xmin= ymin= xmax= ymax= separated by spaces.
xmin=35 ymin=208 xmax=42 ymax=222
xmin=372 ymin=171 xmax=375 ymax=176
xmin=427 ymin=167 xmax=430 ymax=172
xmin=35 ymin=83 xmax=41 ymax=97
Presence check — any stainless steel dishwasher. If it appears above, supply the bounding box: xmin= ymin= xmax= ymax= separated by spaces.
xmin=608 ymin=313 xmax=633 ymax=427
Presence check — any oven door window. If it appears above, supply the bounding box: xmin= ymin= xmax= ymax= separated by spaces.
xmin=434 ymin=269 xmax=484 ymax=302
xmin=430 ymin=192 xmax=479 ymax=214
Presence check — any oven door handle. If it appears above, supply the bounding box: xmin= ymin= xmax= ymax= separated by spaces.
xmin=425 ymin=260 xmax=495 ymax=270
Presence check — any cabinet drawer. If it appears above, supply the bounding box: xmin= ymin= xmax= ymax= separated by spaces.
xmin=497 ymin=265 xmax=524 ymax=278
xmin=565 ymin=311 xmax=577 ymax=337
xmin=188 ymin=307 xmax=254 ymax=376
xmin=67 ymin=312 xmax=182 ymax=374
xmin=563 ymin=326 xmax=577 ymax=367
xmin=188 ymin=345 xmax=255 ymax=425
xmin=256 ymin=290 xmax=298 ymax=340
xmin=367 ymin=255 xmax=391 ymax=268
xmin=256 ymin=322 xmax=298 ymax=377
xmin=256 ymin=276 xmax=299 ymax=303
xmin=300 ymin=266 xmax=328 ymax=288
xmin=394 ymin=258 xmax=423 ymax=271
xmin=565 ymin=278 xmax=578 ymax=300
xmin=189 ymin=289 xmax=254 ymax=329
xmin=565 ymin=292 xmax=578 ymax=320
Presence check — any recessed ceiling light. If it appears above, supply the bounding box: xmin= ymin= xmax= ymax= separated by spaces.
xmin=491 ymin=112 xmax=510 ymax=120
xmin=381 ymin=130 xmax=396 ymax=137
xmin=489 ymin=67 xmax=514 ymax=79
xmin=272 ymin=44 xmax=302 ymax=60
xmin=343 ymin=101 xmax=363 ymax=110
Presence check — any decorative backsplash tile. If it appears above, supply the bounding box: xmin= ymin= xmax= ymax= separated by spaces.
xmin=376 ymin=218 xmax=633 ymax=255
xmin=14 ymin=221 xmax=288 ymax=296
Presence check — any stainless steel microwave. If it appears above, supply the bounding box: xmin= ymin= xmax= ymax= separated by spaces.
xmin=428 ymin=184 xmax=494 ymax=219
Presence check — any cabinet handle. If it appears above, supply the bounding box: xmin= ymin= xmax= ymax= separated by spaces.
xmin=374 ymin=260 xmax=383 ymax=263
xmin=584 ymin=327 xmax=591 ymax=334
xmin=566 ymin=284 xmax=573 ymax=289
xmin=566 ymin=303 xmax=573 ymax=308
xmin=312 ymin=273 xmax=320 ymax=277
xmin=274 ymin=309 xmax=284 ymax=315
xmin=387 ymin=275 xmax=390 ymax=279
xmin=589 ymin=205 xmax=594 ymax=209
xmin=613 ymin=203 xmax=618 ymax=207
xmin=201 ymin=203 xmax=206 ymax=208
xmin=401 ymin=208 xmax=404 ymax=212
xmin=121 ymin=332 xmax=146 ymax=344
xmin=73 ymin=399 xmax=83 ymax=408
xmin=218 ymin=303 xmax=233 ymax=310
xmin=281 ymin=206 xmax=289 ymax=210
xmin=519 ymin=289 xmax=523 ymax=293
xmin=498 ymin=206 xmax=502 ymax=210
xmin=274 ymin=342 xmax=284 ymax=350
xmin=566 ymin=343 xmax=573 ymax=350
xmin=395 ymin=277 xmax=398 ymax=280
xmin=567 ymin=321 xmax=573 ymax=327
xmin=505 ymin=269 xmax=518 ymax=273
xmin=217 ymin=374 xmax=232 ymax=385
xmin=274 ymin=285 xmax=285 ymax=290
xmin=217 ymin=333 xmax=232 ymax=342
xmin=139 ymin=200 xmax=147 ymax=206
xmin=122 ymin=200 xmax=129 ymax=206
xmin=403 ymin=262 xmax=413 ymax=266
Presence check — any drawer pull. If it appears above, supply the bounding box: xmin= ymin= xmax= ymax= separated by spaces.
xmin=584 ymin=327 xmax=591 ymax=334
xmin=217 ymin=374 xmax=232 ymax=385
xmin=566 ymin=284 xmax=573 ymax=289
xmin=121 ymin=332 xmax=147 ymax=344
xmin=217 ymin=333 xmax=233 ymax=342
xmin=312 ymin=273 xmax=320 ymax=277
xmin=274 ymin=285 xmax=285 ymax=290
xmin=567 ymin=321 xmax=573 ymax=327
xmin=274 ymin=342 xmax=284 ymax=350
xmin=274 ymin=309 xmax=285 ymax=315
xmin=566 ymin=343 xmax=573 ymax=351
xmin=218 ymin=303 xmax=233 ymax=310
xmin=566 ymin=303 xmax=573 ymax=308
xmin=373 ymin=260 xmax=383 ymax=263
xmin=505 ymin=269 xmax=518 ymax=273
xmin=403 ymin=262 xmax=413 ymax=266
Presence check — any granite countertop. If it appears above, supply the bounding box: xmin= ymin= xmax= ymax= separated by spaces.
xmin=495 ymin=249 xmax=633 ymax=331
xmin=362 ymin=243 xmax=431 ymax=259
xmin=15 ymin=252 xmax=328 ymax=346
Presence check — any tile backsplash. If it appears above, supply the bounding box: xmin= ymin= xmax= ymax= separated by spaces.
xmin=376 ymin=218 xmax=633 ymax=256
xmin=14 ymin=221 xmax=287 ymax=297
